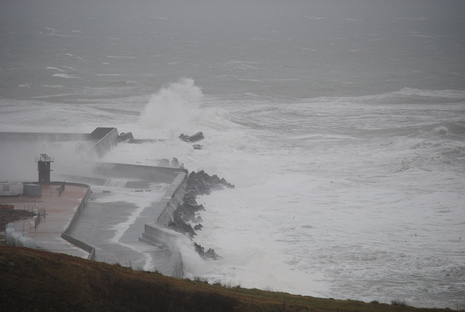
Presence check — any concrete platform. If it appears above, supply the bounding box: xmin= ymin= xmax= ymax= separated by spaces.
xmin=0 ymin=127 xmax=188 ymax=277
xmin=0 ymin=183 xmax=89 ymax=258
xmin=69 ymin=186 xmax=172 ymax=271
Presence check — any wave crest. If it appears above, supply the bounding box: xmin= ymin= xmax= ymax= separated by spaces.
xmin=139 ymin=78 xmax=204 ymax=137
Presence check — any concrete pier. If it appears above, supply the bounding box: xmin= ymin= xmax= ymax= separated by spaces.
xmin=0 ymin=127 xmax=190 ymax=277
xmin=1 ymin=183 xmax=90 ymax=258
xmin=68 ymin=188 xmax=172 ymax=271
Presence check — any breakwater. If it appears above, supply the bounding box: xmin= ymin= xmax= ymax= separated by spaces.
xmin=156 ymin=173 xmax=187 ymax=227
xmin=77 ymin=129 xmax=189 ymax=276
xmin=1 ymin=127 xmax=196 ymax=278
xmin=138 ymin=172 xmax=187 ymax=278
xmin=5 ymin=182 xmax=95 ymax=259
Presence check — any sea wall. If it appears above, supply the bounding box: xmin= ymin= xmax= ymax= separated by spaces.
xmin=0 ymin=132 xmax=89 ymax=142
xmin=140 ymin=224 xmax=184 ymax=278
xmin=92 ymin=163 xmax=187 ymax=184
xmin=5 ymin=182 xmax=96 ymax=260
xmin=85 ymin=127 xmax=119 ymax=160
xmin=157 ymin=173 xmax=187 ymax=227
xmin=61 ymin=164 xmax=188 ymax=275
xmin=60 ymin=182 xmax=96 ymax=260
xmin=138 ymin=172 xmax=188 ymax=278
xmin=60 ymin=163 xmax=188 ymax=270
xmin=61 ymin=232 xmax=95 ymax=260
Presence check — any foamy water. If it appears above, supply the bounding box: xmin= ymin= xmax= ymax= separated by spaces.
xmin=1 ymin=1 xmax=465 ymax=307
xmin=93 ymin=80 xmax=465 ymax=308
xmin=1 ymin=78 xmax=464 ymax=308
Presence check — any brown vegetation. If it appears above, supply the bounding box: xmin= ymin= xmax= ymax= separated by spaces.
xmin=0 ymin=247 xmax=456 ymax=312
xmin=0 ymin=206 xmax=35 ymax=231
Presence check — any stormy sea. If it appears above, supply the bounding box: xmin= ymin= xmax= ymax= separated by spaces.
xmin=1 ymin=0 xmax=464 ymax=308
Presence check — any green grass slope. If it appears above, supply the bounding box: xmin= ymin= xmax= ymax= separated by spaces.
xmin=0 ymin=247 xmax=455 ymax=312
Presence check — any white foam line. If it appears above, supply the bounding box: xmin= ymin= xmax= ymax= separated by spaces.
xmin=113 ymin=213 xmax=154 ymax=270
xmin=46 ymin=66 xmax=65 ymax=72
xmin=30 ymin=92 xmax=78 ymax=99
xmin=107 ymin=55 xmax=137 ymax=59
xmin=97 ymin=74 xmax=122 ymax=76
xmin=108 ymin=192 xmax=164 ymax=271
xmin=52 ymin=73 xmax=79 ymax=79
xmin=44 ymin=27 xmax=58 ymax=34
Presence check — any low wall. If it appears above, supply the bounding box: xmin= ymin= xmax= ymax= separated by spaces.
xmin=60 ymin=182 xmax=91 ymax=234
xmin=61 ymin=232 xmax=96 ymax=260
xmin=157 ymin=173 xmax=187 ymax=226
xmin=58 ymin=165 xmax=188 ymax=268
xmin=59 ymin=182 xmax=96 ymax=260
xmin=92 ymin=163 xmax=187 ymax=184
xmin=84 ymin=128 xmax=119 ymax=160
xmin=140 ymin=224 xmax=184 ymax=278
xmin=0 ymin=132 xmax=89 ymax=142
xmin=139 ymin=172 xmax=188 ymax=278
xmin=6 ymin=182 xmax=96 ymax=260
xmin=58 ymin=169 xmax=188 ymax=269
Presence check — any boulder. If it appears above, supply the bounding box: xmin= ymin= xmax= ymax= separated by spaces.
xmin=194 ymin=243 xmax=222 ymax=260
xmin=179 ymin=132 xmax=204 ymax=143
xmin=119 ymin=132 xmax=134 ymax=142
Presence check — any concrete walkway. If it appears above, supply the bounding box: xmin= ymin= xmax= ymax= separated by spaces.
xmin=0 ymin=184 xmax=89 ymax=258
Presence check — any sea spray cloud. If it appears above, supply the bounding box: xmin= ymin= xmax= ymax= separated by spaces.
xmin=175 ymin=235 xmax=209 ymax=278
xmin=140 ymin=78 xmax=203 ymax=137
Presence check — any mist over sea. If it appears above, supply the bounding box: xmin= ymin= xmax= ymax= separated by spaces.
xmin=1 ymin=0 xmax=464 ymax=308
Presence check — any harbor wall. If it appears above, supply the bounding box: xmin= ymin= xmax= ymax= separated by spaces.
xmin=0 ymin=132 xmax=89 ymax=142
xmin=139 ymin=172 xmax=188 ymax=278
xmin=0 ymin=128 xmax=189 ymax=275
xmin=92 ymin=163 xmax=187 ymax=184
xmin=140 ymin=224 xmax=184 ymax=278
xmin=157 ymin=173 xmax=187 ymax=226
xmin=60 ymin=182 xmax=96 ymax=260
xmin=59 ymin=166 xmax=189 ymax=274
xmin=5 ymin=182 xmax=96 ymax=260
xmin=85 ymin=127 xmax=119 ymax=160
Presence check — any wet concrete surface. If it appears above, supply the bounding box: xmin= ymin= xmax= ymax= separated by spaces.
xmin=0 ymin=129 xmax=186 ymax=273
xmin=1 ymin=180 xmax=181 ymax=272
xmin=0 ymin=184 xmax=89 ymax=258
xmin=69 ymin=186 xmax=172 ymax=271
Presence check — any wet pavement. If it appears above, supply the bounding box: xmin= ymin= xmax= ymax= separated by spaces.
xmin=0 ymin=183 xmax=89 ymax=258
xmin=1 ymin=181 xmax=182 ymax=273
xmin=69 ymin=185 xmax=172 ymax=271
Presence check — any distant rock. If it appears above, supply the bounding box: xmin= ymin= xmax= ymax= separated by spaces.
xmin=179 ymin=132 xmax=204 ymax=143
xmin=158 ymin=157 xmax=183 ymax=168
xmin=118 ymin=132 xmax=134 ymax=142
xmin=194 ymin=243 xmax=222 ymax=260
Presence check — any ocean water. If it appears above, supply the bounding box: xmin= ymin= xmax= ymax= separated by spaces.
xmin=1 ymin=0 xmax=465 ymax=308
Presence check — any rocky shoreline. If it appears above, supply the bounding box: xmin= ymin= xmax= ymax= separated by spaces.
xmin=168 ymin=170 xmax=234 ymax=260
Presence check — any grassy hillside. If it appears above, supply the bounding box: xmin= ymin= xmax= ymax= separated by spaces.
xmin=0 ymin=247 xmax=456 ymax=312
